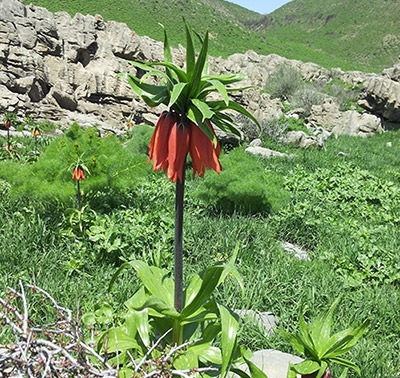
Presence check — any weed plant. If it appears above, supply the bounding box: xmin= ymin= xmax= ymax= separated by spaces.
xmin=1 ymin=124 xmax=400 ymax=377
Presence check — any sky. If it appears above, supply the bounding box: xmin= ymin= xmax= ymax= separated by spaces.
xmin=227 ymin=0 xmax=292 ymax=15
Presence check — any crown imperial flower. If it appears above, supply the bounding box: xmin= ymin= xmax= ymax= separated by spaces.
xmin=72 ymin=166 xmax=85 ymax=181
xmin=32 ymin=127 xmax=41 ymax=137
xmin=123 ymin=21 xmax=258 ymax=183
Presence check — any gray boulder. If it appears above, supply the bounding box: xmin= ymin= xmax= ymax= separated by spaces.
xmin=358 ymin=75 xmax=400 ymax=123
xmin=309 ymin=98 xmax=383 ymax=137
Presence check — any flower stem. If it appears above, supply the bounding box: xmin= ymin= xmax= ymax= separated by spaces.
xmin=76 ymin=180 xmax=81 ymax=211
xmin=174 ymin=158 xmax=186 ymax=314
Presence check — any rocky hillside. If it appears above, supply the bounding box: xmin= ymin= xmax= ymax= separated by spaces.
xmin=1 ymin=0 xmax=400 ymax=141
xmin=26 ymin=0 xmax=400 ymax=73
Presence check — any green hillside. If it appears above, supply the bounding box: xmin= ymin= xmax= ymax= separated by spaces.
xmin=251 ymin=0 xmax=400 ymax=72
xmin=26 ymin=0 xmax=400 ymax=73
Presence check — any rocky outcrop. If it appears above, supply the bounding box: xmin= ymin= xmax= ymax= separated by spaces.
xmin=1 ymin=0 xmax=400 ymax=138
xmin=0 ymin=0 xmax=282 ymax=133
xmin=308 ymin=98 xmax=383 ymax=137
xmin=0 ymin=0 xmax=164 ymax=133
xmin=358 ymin=76 xmax=400 ymax=124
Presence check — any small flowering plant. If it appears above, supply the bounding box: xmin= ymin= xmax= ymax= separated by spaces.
xmin=3 ymin=112 xmax=16 ymax=148
xmin=70 ymin=156 xmax=90 ymax=210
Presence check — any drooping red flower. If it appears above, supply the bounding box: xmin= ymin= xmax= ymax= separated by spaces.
xmin=189 ymin=120 xmax=221 ymax=178
xmin=32 ymin=127 xmax=41 ymax=137
xmin=148 ymin=112 xmax=221 ymax=183
xmin=72 ymin=166 xmax=85 ymax=181
xmin=148 ymin=112 xmax=176 ymax=172
xmin=5 ymin=121 xmax=11 ymax=129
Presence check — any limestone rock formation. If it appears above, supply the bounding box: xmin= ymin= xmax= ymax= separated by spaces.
xmin=308 ymin=98 xmax=383 ymax=137
xmin=358 ymin=75 xmax=400 ymax=124
xmin=1 ymin=0 xmax=400 ymax=139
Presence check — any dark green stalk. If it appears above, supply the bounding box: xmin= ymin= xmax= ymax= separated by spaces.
xmin=174 ymin=158 xmax=186 ymax=313
xmin=76 ymin=180 xmax=81 ymax=211
xmin=173 ymin=158 xmax=186 ymax=345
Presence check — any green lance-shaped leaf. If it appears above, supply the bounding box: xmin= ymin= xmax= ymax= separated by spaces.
xmin=207 ymin=79 xmax=229 ymax=105
xmin=208 ymin=99 xmax=260 ymax=127
xmin=124 ymin=308 xmax=150 ymax=347
xmin=298 ymin=313 xmax=319 ymax=359
xmin=279 ymin=330 xmax=303 ymax=355
xmin=188 ymin=30 xmax=209 ymax=98
xmin=125 ymin=73 xmax=169 ymax=102
xmin=211 ymin=112 xmax=241 ymax=136
xmin=173 ymin=348 xmax=199 ymax=371
xmin=180 ymin=265 xmax=225 ymax=319
xmin=124 ymin=261 xmax=175 ymax=307
xmin=187 ymin=104 xmax=217 ymax=145
xmin=316 ymin=361 xmax=329 ymax=378
xmin=184 ymin=19 xmax=196 ymax=79
xmin=242 ymin=353 xmax=270 ymax=378
xmin=158 ymin=22 xmax=176 ymax=83
xmin=310 ymin=297 xmax=340 ymax=348
xmin=105 ymin=326 xmax=142 ymax=353
xmin=218 ymin=303 xmax=239 ymax=377
xmin=145 ymin=61 xmax=188 ymax=84
xmin=203 ymin=73 xmax=245 ymax=85
xmin=187 ymin=342 xmax=222 ymax=364
xmin=324 ymin=322 xmax=368 ymax=358
xmin=139 ymin=295 xmax=180 ymax=319
xmin=290 ymin=360 xmax=321 ymax=375
xmin=183 ymin=273 xmax=203 ymax=307
xmin=338 ymin=368 xmax=349 ymax=378
xmin=129 ymin=61 xmax=173 ymax=84
xmin=191 ymin=98 xmax=215 ymax=121
xmin=329 ymin=357 xmax=360 ymax=375
xmin=168 ymin=82 xmax=188 ymax=109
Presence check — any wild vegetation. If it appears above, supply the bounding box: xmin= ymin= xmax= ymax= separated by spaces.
xmin=26 ymin=0 xmax=400 ymax=72
xmin=1 ymin=1 xmax=400 ymax=377
xmin=1 ymin=110 xmax=399 ymax=376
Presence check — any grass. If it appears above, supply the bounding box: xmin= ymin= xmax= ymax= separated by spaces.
xmin=1 ymin=121 xmax=399 ymax=377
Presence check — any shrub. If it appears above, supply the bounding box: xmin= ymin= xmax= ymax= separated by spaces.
xmin=289 ymin=85 xmax=326 ymax=117
xmin=265 ymin=65 xmax=303 ymax=100
xmin=0 ymin=124 xmax=152 ymax=209
xmin=193 ymin=147 xmax=289 ymax=215
xmin=324 ymin=78 xmax=363 ymax=111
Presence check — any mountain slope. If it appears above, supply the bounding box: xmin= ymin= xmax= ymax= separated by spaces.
xmin=252 ymin=0 xmax=400 ymax=72
xmin=26 ymin=0 xmax=400 ymax=73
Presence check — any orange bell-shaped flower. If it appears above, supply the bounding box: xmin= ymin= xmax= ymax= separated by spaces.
xmin=148 ymin=112 xmax=221 ymax=183
xmin=32 ymin=127 xmax=41 ymax=137
xmin=148 ymin=112 xmax=176 ymax=172
xmin=189 ymin=120 xmax=221 ymax=178
xmin=72 ymin=166 xmax=85 ymax=181
xmin=167 ymin=120 xmax=190 ymax=183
